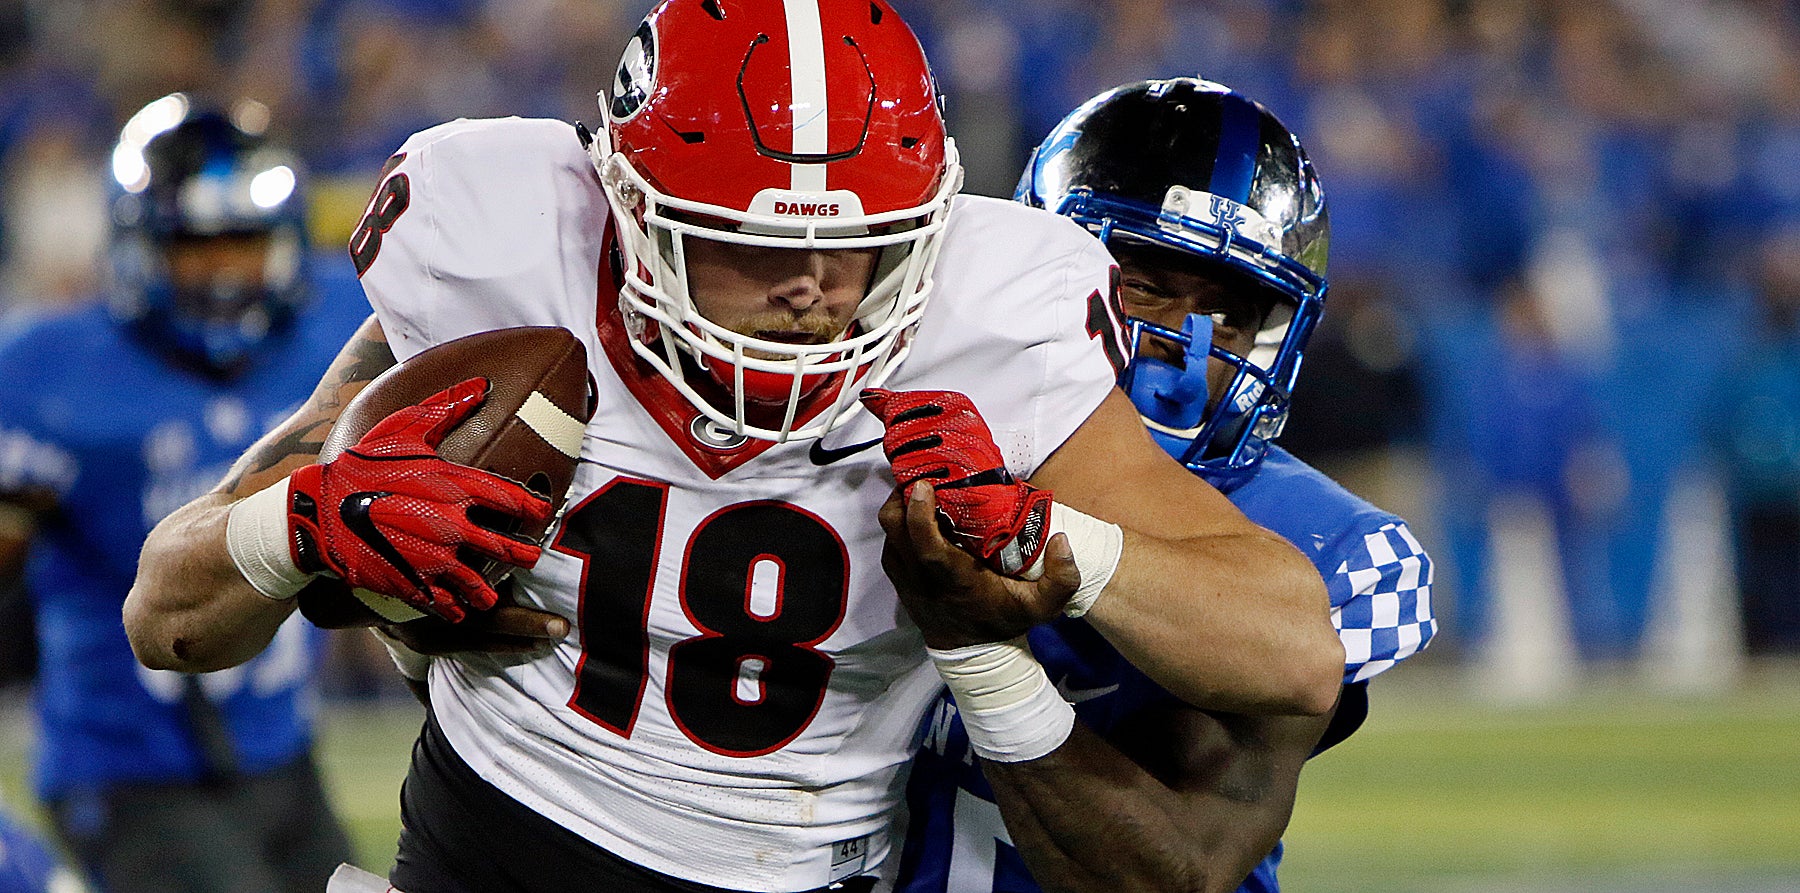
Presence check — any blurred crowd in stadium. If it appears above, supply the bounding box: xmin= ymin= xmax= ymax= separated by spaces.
xmin=0 ymin=0 xmax=1797 ymax=693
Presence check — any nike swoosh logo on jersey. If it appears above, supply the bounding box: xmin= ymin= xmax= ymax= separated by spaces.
xmin=1055 ymin=676 xmax=1121 ymax=704
xmin=809 ymin=436 xmax=883 ymax=466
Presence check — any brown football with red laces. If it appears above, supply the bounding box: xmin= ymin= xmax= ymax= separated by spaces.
xmin=296 ymin=326 xmax=596 ymax=628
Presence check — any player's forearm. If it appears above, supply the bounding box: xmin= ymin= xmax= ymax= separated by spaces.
xmin=983 ymin=724 xmax=1230 ymax=893
xmin=124 ymin=493 xmax=296 ymax=673
xmin=128 ymin=317 xmax=393 ymax=673
xmin=984 ymin=705 xmax=1322 ymax=893
xmin=1089 ymin=528 xmax=1341 ymax=716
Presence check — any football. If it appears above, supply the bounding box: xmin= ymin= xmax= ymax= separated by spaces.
xmin=296 ymin=326 xmax=596 ymax=628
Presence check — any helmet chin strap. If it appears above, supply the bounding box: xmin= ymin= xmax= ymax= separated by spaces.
xmin=1125 ymin=312 xmax=1214 ymax=431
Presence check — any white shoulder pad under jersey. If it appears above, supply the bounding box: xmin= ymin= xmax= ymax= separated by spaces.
xmin=878 ymin=195 xmax=1124 ymax=478
xmin=350 ymin=130 xmax=1123 ymax=891
xmin=354 ymin=116 xmax=610 ymax=362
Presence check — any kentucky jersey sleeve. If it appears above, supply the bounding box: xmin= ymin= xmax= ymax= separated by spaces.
xmin=1327 ymin=518 xmax=1435 ymax=683
xmin=354 ymin=117 xmax=611 ymax=361
xmin=1229 ymin=447 xmax=1437 ymax=684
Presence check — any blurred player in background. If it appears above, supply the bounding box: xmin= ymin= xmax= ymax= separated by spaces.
xmin=0 ymin=806 xmax=87 ymax=893
xmin=890 ymin=78 xmax=1435 ymax=893
xmin=123 ymin=2 xmax=1344 ymax=891
xmin=0 ymin=93 xmax=359 ymax=893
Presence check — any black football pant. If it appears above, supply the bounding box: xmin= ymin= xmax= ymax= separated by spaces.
xmin=392 ymin=711 xmax=877 ymax=893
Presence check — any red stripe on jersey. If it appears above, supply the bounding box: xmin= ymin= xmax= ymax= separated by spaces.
xmin=593 ymin=300 xmax=859 ymax=478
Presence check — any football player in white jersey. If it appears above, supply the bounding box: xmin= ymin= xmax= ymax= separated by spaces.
xmin=123 ymin=3 xmax=1343 ymax=892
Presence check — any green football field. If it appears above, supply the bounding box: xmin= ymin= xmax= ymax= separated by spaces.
xmin=6 ymin=667 xmax=1800 ymax=891
xmin=1275 ymin=670 xmax=1800 ymax=892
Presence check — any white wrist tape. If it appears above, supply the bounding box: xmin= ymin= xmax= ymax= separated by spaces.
xmin=1023 ymin=502 xmax=1123 ymax=618
xmin=371 ymin=626 xmax=432 ymax=682
xmin=928 ymin=637 xmax=1075 ymax=763
xmin=224 ymin=478 xmax=313 ymax=601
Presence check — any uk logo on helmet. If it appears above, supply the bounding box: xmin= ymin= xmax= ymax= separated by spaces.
xmin=612 ymin=22 xmax=656 ymax=121
xmin=1209 ymin=194 xmax=1247 ymax=250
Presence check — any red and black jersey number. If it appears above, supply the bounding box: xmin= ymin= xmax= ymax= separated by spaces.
xmin=350 ymin=153 xmax=411 ymax=277
xmin=554 ymin=480 xmax=848 ymax=757
xmin=1085 ymin=265 xmax=1129 ymax=377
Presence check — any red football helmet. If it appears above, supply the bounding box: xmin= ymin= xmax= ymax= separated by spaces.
xmin=590 ymin=0 xmax=962 ymax=442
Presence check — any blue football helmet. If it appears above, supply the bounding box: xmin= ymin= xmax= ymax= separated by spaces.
xmin=108 ymin=93 xmax=308 ymax=373
xmin=1018 ymin=77 xmax=1328 ymax=490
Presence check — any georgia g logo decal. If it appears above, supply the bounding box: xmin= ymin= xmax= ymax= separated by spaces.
xmin=612 ymin=21 xmax=656 ymax=121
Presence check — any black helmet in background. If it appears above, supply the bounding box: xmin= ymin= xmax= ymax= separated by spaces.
xmin=109 ymin=92 xmax=308 ymax=374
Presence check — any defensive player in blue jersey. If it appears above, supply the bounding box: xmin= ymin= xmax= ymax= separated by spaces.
xmin=887 ymin=78 xmax=1436 ymax=893
xmin=0 ymin=94 xmax=360 ymax=893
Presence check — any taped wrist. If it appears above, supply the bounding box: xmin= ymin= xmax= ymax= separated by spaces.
xmin=1022 ymin=502 xmax=1123 ymax=617
xmin=225 ymin=477 xmax=313 ymax=601
xmin=371 ymin=626 xmax=432 ymax=682
xmin=928 ymin=637 xmax=1075 ymax=763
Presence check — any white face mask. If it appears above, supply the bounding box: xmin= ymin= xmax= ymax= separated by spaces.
xmin=594 ymin=133 xmax=963 ymax=443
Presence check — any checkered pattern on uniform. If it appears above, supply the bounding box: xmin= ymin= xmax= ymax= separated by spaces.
xmin=1330 ymin=520 xmax=1435 ymax=683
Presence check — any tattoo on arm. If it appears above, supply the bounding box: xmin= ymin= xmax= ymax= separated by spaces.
xmin=217 ymin=317 xmax=396 ymax=496
xmin=221 ymin=419 xmax=332 ymax=493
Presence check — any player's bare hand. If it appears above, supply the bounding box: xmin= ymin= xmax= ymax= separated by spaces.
xmin=880 ymin=482 xmax=1080 ymax=649
xmin=381 ymin=603 xmax=570 ymax=656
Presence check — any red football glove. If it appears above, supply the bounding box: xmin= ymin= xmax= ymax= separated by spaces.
xmin=859 ymin=388 xmax=1054 ymax=577
xmin=286 ymin=377 xmax=552 ymax=622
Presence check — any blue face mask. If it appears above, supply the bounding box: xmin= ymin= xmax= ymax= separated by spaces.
xmin=1119 ymin=309 xmax=1301 ymax=493
xmin=145 ymin=275 xmax=281 ymax=371
xmin=1123 ymin=312 xmax=1214 ymax=435
xmin=116 ymin=234 xmax=306 ymax=375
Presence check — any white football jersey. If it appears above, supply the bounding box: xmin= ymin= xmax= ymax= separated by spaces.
xmin=357 ymin=117 xmax=1121 ymax=891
